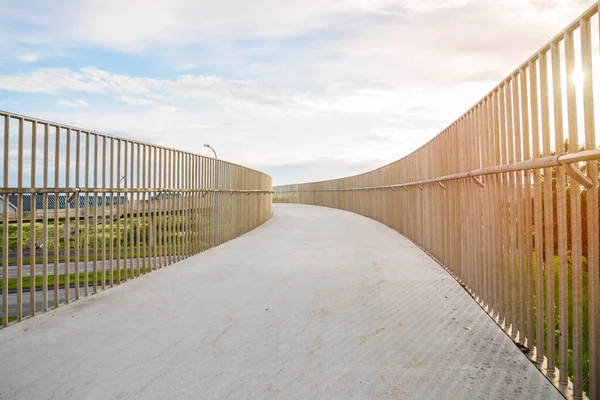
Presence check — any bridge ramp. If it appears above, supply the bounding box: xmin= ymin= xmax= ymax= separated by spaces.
xmin=0 ymin=204 xmax=561 ymax=399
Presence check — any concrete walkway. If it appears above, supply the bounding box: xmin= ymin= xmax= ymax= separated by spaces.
xmin=0 ymin=204 xmax=561 ymax=400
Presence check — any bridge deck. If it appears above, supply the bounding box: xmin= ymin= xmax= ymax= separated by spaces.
xmin=0 ymin=204 xmax=561 ymax=400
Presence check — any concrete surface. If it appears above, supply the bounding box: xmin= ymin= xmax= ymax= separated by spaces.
xmin=0 ymin=204 xmax=562 ymax=400
xmin=3 ymin=258 xmax=154 ymax=319
xmin=3 ymin=286 xmax=95 ymax=318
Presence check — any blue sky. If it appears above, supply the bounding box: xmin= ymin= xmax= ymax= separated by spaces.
xmin=0 ymin=0 xmax=596 ymax=185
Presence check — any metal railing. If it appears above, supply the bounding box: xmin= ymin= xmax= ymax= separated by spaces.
xmin=274 ymin=3 xmax=600 ymax=399
xmin=1 ymin=111 xmax=272 ymax=328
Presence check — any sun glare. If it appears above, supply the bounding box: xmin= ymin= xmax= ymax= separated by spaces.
xmin=570 ymin=68 xmax=585 ymax=85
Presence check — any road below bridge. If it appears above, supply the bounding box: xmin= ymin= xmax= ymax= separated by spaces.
xmin=0 ymin=204 xmax=562 ymax=399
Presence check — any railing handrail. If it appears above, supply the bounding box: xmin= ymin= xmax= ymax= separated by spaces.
xmin=0 ymin=187 xmax=274 ymax=194
xmin=275 ymin=149 xmax=600 ymax=192
xmin=0 ymin=109 xmax=265 ymax=175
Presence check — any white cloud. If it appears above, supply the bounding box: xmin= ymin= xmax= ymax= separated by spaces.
xmin=0 ymin=67 xmax=332 ymax=115
xmin=155 ymin=105 xmax=182 ymax=112
xmin=2 ymin=0 xmax=594 ymax=51
xmin=58 ymin=99 xmax=89 ymax=108
xmin=18 ymin=54 xmax=38 ymax=63
xmin=0 ymin=65 xmax=467 ymax=118
xmin=0 ymin=67 xmax=158 ymax=94
xmin=311 ymin=0 xmax=598 ymax=91
xmin=118 ymin=95 xmax=153 ymax=105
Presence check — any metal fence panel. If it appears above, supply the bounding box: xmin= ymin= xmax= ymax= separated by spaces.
xmin=1 ymin=111 xmax=272 ymax=331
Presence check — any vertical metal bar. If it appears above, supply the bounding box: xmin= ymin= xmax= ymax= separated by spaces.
xmin=201 ymin=157 xmax=206 ymax=252
xmin=167 ymin=149 xmax=172 ymax=266
xmin=482 ymin=98 xmax=491 ymax=311
xmin=83 ymin=132 xmax=89 ymax=296
xmin=188 ymin=154 xmax=193 ymax=256
xmin=42 ymin=123 xmax=49 ymax=311
xmin=160 ymin=149 xmax=170 ymax=267
xmin=64 ymin=128 xmax=70 ymax=305
xmin=174 ymin=151 xmax=178 ymax=261
xmin=163 ymin=149 xmax=168 ymax=265
xmin=491 ymin=96 xmax=501 ymax=319
xmin=116 ymin=140 xmax=121 ymax=283
xmin=499 ymin=83 xmax=510 ymax=330
xmin=102 ymin=136 xmax=107 ymax=290
xmin=174 ymin=150 xmax=178 ymax=261
xmin=93 ymin=134 xmax=98 ymax=291
xmin=183 ymin=152 xmax=188 ymax=259
xmin=153 ymin=146 xmax=158 ymax=270
xmin=521 ymin=65 xmax=535 ymax=351
xmin=175 ymin=151 xmax=180 ymax=263
xmin=481 ymin=99 xmax=490 ymax=311
xmin=468 ymin=110 xmax=479 ymax=300
xmin=505 ymin=77 xmax=518 ymax=340
xmin=141 ymin=144 xmax=146 ymax=274
xmin=156 ymin=148 xmax=161 ymax=268
xmin=191 ymin=155 xmax=196 ymax=255
xmin=143 ymin=148 xmax=147 ymax=272
xmin=123 ymin=141 xmax=128 ymax=281
xmin=581 ymin=16 xmax=599 ymax=398
xmin=492 ymin=89 xmax=503 ymax=321
xmin=551 ymin=40 xmax=569 ymax=388
xmin=74 ymin=130 xmax=80 ymax=300
xmin=210 ymin=158 xmax=214 ymax=249
xmin=181 ymin=151 xmax=185 ymax=260
xmin=217 ymin=160 xmax=221 ymax=245
xmin=53 ymin=126 xmax=60 ymax=308
xmin=529 ymin=58 xmax=545 ymax=365
xmin=209 ymin=157 xmax=213 ymax=248
xmin=565 ymin=29 xmax=583 ymax=399
xmin=199 ymin=156 xmax=204 ymax=253
xmin=474 ymin=105 xmax=484 ymax=304
xmin=171 ymin=150 xmax=175 ymax=261
xmin=226 ymin=163 xmax=231 ymax=243
xmin=29 ymin=121 xmax=37 ymax=315
xmin=1 ymin=115 xmax=8 ymax=326
xmin=208 ymin=158 xmax=212 ymax=248
xmin=177 ymin=151 xmax=181 ymax=261
xmin=109 ymin=138 xmax=114 ymax=287
xmin=163 ymin=149 xmax=167 ymax=264
xmin=15 ymin=118 xmax=24 ymax=321
xmin=512 ymin=74 xmax=526 ymax=344
xmin=194 ymin=156 xmax=198 ymax=253
xmin=540 ymin=49 xmax=556 ymax=379
xmin=187 ymin=153 xmax=192 ymax=258
xmin=136 ymin=142 xmax=141 ymax=277
xmin=151 ymin=146 xmax=156 ymax=269
xmin=129 ymin=142 xmax=134 ymax=278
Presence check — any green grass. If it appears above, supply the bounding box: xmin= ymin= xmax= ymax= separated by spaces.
xmin=3 ymin=244 xmax=211 ymax=266
xmin=0 ymin=214 xmax=214 ymax=253
xmin=527 ymin=251 xmax=590 ymax=395
xmin=0 ymin=316 xmax=17 ymax=325
xmin=1 ymin=267 xmax=162 ymax=293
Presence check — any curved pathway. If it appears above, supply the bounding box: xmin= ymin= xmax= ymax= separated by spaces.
xmin=0 ymin=204 xmax=562 ymax=399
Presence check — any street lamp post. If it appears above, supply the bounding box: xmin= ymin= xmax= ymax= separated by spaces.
xmin=203 ymin=144 xmax=218 ymax=247
xmin=203 ymin=144 xmax=217 ymax=159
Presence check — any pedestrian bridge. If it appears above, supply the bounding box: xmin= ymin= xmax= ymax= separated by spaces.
xmin=3 ymin=3 xmax=600 ymax=400
xmin=0 ymin=204 xmax=561 ymax=400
